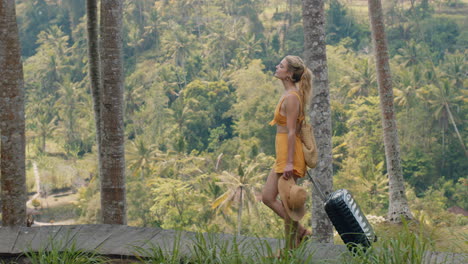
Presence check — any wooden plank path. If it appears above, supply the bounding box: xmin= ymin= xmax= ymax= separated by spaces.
xmin=0 ymin=225 xmax=466 ymax=263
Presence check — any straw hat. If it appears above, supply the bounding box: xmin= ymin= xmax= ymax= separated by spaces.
xmin=278 ymin=177 xmax=307 ymax=221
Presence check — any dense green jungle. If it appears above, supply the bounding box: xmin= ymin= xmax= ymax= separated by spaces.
xmin=11 ymin=0 xmax=467 ymax=252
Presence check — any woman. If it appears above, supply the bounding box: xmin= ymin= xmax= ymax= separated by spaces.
xmin=262 ymin=55 xmax=312 ymax=248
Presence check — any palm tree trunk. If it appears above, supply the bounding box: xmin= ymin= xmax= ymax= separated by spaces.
xmin=302 ymin=0 xmax=334 ymax=243
xmin=237 ymin=187 xmax=243 ymax=236
xmin=100 ymin=0 xmax=127 ymax=224
xmin=86 ymin=0 xmax=103 ymax=198
xmin=445 ymin=103 xmax=468 ymax=158
xmin=41 ymin=133 xmax=46 ymax=153
xmin=0 ymin=0 xmax=27 ymax=226
xmin=368 ymin=0 xmax=413 ymax=223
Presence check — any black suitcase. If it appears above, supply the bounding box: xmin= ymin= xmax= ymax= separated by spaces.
xmin=306 ymin=171 xmax=377 ymax=250
xmin=324 ymin=189 xmax=377 ymax=248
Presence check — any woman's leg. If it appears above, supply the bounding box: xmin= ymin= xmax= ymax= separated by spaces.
xmin=262 ymin=168 xmax=311 ymax=246
xmin=261 ymin=168 xmax=287 ymax=219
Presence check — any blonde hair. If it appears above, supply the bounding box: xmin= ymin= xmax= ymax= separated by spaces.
xmin=285 ymin=55 xmax=312 ymax=115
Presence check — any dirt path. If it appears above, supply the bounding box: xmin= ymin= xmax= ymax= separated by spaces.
xmin=26 ymin=161 xmax=41 ymax=208
xmin=33 ymin=218 xmax=77 ymax=226
xmin=27 ymin=161 xmax=79 ymax=226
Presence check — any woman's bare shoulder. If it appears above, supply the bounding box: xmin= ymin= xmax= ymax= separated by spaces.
xmin=283 ymin=93 xmax=300 ymax=105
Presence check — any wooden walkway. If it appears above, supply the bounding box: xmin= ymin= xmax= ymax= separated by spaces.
xmin=0 ymin=225 xmax=466 ymax=263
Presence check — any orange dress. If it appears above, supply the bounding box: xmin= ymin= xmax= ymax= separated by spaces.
xmin=269 ymin=91 xmax=306 ymax=177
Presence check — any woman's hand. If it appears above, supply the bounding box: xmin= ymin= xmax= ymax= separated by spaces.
xmin=283 ymin=163 xmax=294 ymax=180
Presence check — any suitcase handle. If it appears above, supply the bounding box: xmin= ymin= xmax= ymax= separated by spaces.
xmin=306 ymin=170 xmax=328 ymax=202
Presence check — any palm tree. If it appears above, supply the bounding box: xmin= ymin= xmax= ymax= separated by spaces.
xmin=167 ymin=96 xmax=200 ymax=153
xmin=212 ymin=154 xmax=271 ymax=235
xmin=208 ymin=23 xmax=235 ymax=68
xmin=126 ymin=22 xmax=143 ymax=59
xmin=162 ymin=22 xmax=194 ymax=69
xmin=55 ymin=77 xmax=83 ymax=150
xmin=140 ymin=8 xmax=160 ymax=50
xmin=360 ymin=161 xmax=389 ymax=211
xmin=342 ymin=57 xmax=377 ymax=98
xmin=149 ymin=176 xmax=205 ymax=229
xmin=36 ymin=26 xmax=73 ymax=78
xmin=235 ymin=34 xmax=263 ymax=66
xmin=206 ymin=20 xmax=238 ymax=68
xmin=32 ymin=112 xmax=58 ymax=153
xmin=86 ymin=0 xmax=102 ymax=170
xmin=441 ymin=51 xmax=466 ymax=90
xmin=423 ymin=81 xmax=467 ymax=157
xmin=393 ymin=66 xmax=424 ymax=109
xmin=62 ymin=0 xmax=86 ymax=41
xmin=0 ymin=0 xmax=27 ymax=226
xmin=126 ymin=138 xmax=157 ymax=178
xmin=393 ymin=66 xmax=427 ymax=145
xmin=395 ymin=40 xmax=422 ymax=67
xmin=303 ymin=0 xmax=334 ymax=243
xmin=410 ymin=34 xmax=467 ymax=158
xmin=368 ymin=0 xmax=413 ymax=223
xmin=100 ymin=0 xmax=127 ymax=225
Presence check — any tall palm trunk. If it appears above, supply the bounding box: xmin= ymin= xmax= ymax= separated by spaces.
xmin=86 ymin=0 xmax=103 ymax=195
xmin=0 ymin=0 xmax=27 ymax=226
xmin=237 ymin=186 xmax=243 ymax=236
xmin=445 ymin=103 xmax=467 ymax=158
xmin=100 ymin=0 xmax=127 ymax=224
xmin=368 ymin=0 xmax=413 ymax=223
xmin=302 ymin=0 xmax=334 ymax=243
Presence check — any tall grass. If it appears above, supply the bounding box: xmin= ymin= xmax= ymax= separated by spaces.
xmin=131 ymin=220 xmax=462 ymax=264
xmin=340 ymin=219 xmax=433 ymax=264
xmin=131 ymin=231 xmax=316 ymax=264
xmin=22 ymin=239 xmax=108 ymax=264
xmin=12 ymin=220 xmax=463 ymax=264
xmin=132 ymin=231 xmax=184 ymax=264
xmin=188 ymin=233 xmax=315 ymax=264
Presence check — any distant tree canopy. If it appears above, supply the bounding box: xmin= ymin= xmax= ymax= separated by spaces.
xmin=325 ymin=0 xmax=370 ymax=50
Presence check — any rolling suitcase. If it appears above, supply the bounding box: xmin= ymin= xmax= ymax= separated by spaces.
xmin=306 ymin=171 xmax=377 ymax=250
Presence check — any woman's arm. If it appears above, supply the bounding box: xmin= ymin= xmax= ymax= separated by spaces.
xmin=283 ymin=94 xmax=300 ymax=179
